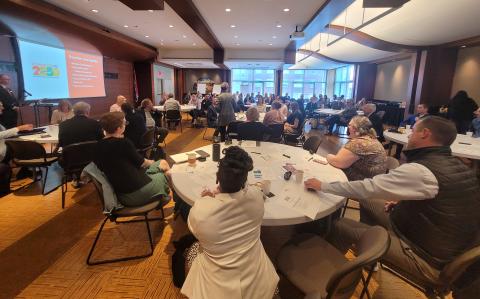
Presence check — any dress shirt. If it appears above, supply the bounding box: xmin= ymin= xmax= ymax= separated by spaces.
xmin=322 ymin=163 xmax=438 ymax=201
xmin=0 ymin=124 xmax=18 ymax=161
xmin=50 ymin=109 xmax=74 ymax=124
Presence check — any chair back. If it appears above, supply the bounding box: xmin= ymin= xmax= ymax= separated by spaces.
xmin=376 ymin=110 xmax=386 ymax=120
xmin=61 ymin=141 xmax=97 ymax=174
xmin=326 ymin=223 xmax=390 ymax=299
xmin=166 ymin=110 xmax=181 ymax=120
xmin=88 ymin=173 xmax=107 ymax=212
xmin=6 ymin=140 xmax=47 ymax=161
xmin=385 ymin=156 xmax=400 ymax=173
xmin=139 ymin=127 xmax=155 ymax=149
xmin=303 ymin=136 xmax=323 ymax=154
xmin=440 ymin=241 xmax=480 ymax=288
xmin=268 ymin=124 xmax=284 ymax=143
xmin=226 ymin=121 xmax=242 ymax=139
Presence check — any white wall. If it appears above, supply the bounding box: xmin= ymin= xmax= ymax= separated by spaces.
xmin=326 ymin=69 xmax=335 ymax=98
xmin=451 ymin=46 xmax=480 ymax=105
xmin=374 ymin=59 xmax=411 ymax=101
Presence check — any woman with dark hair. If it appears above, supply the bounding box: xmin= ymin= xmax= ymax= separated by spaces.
xmin=448 ymin=90 xmax=479 ymax=133
xmin=284 ymin=101 xmax=303 ymax=134
xmin=181 ymin=146 xmax=279 ymax=299
xmin=93 ymin=112 xmax=170 ymax=207
xmin=121 ymin=102 xmax=147 ymax=148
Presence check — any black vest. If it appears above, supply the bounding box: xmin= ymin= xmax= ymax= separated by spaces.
xmin=390 ymin=146 xmax=480 ymax=269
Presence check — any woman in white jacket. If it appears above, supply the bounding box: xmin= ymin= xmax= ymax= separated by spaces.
xmin=181 ymin=146 xmax=279 ymax=299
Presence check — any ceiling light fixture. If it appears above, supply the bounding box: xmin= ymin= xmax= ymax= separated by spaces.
xmin=148 ymin=10 xmax=154 ymax=13
xmin=276 ymin=24 xmax=282 ymax=28
xmin=235 ymin=43 xmax=240 ymax=46
xmin=461 ymin=45 xmax=467 ymax=48
xmin=268 ymin=43 xmax=273 ymax=46
xmin=160 ymin=43 xmax=164 ymax=45
xmin=182 ymin=35 xmax=187 ymax=38
xmin=193 ymin=43 xmax=196 ymax=46
xmin=230 ymin=24 xmax=236 ymax=28
xmin=145 ymin=35 xmax=149 ymax=38
xmin=225 ymin=8 xmax=231 ymax=12
xmin=283 ymin=8 xmax=290 ymax=12
xmin=169 ymin=25 xmax=174 ymax=28
xmin=123 ymin=25 xmax=129 ymax=28
xmin=91 ymin=9 xmax=99 ymax=13
xmin=272 ymin=36 xmax=277 ymax=39
xmin=234 ymin=35 xmax=238 ymax=38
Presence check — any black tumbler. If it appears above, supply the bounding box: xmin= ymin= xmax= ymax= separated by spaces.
xmin=212 ymin=143 xmax=220 ymax=162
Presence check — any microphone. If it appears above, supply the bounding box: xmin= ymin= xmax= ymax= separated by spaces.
xmin=23 ymin=89 xmax=32 ymax=96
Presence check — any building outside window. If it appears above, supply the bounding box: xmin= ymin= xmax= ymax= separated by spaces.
xmin=282 ymin=69 xmax=327 ymax=99
xmin=231 ymin=69 xmax=275 ymax=95
xmin=333 ymin=65 xmax=355 ymax=99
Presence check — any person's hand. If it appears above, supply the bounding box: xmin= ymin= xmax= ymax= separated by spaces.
xmin=304 ymin=178 xmax=322 ymax=191
xmin=384 ymin=201 xmax=398 ymax=213
xmin=142 ymin=159 xmax=154 ymax=168
xmin=158 ymin=159 xmax=170 ymax=172
xmin=17 ymin=124 xmax=33 ymax=131
xmin=201 ymin=186 xmax=219 ymax=197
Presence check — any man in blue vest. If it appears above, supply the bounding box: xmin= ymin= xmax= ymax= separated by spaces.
xmin=305 ymin=116 xmax=480 ymax=291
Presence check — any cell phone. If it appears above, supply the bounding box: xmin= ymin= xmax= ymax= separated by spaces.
xmin=195 ymin=150 xmax=210 ymax=158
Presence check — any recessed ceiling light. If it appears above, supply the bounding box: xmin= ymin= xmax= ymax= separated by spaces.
xmin=123 ymin=25 xmax=129 ymax=28
xmin=145 ymin=35 xmax=149 ymax=38
xmin=272 ymin=36 xmax=277 ymax=39
xmin=91 ymin=9 xmax=99 ymax=13
xmin=283 ymin=8 xmax=290 ymax=12
xmin=182 ymin=35 xmax=187 ymax=38
xmin=461 ymin=45 xmax=467 ymax=48
xmin=225 ymin=8 xmax=231 ymax=12
xmin=169 ymin=25 xmax=174 ymax=28
xmin=268 ymin=43 xmax=273 ymax=46
xmin=234 ymin=35 xmax=238 ymax=38
xmin=161 ymin=39 xmax=164 ymax=42
xmin=160 ymin=43 xmax=164 ymax=45
xmin=235 ymin=43 xmax=240 ymax=46
xmin=230 ymin=24 xmax=236 ymax=28
xmin=193 ymin=43 xmax=196 ymax=46
xmin=148 ymin=10 xmax=154 ymax=13
xmin=276 ymin=24 xmax=282 ymax=28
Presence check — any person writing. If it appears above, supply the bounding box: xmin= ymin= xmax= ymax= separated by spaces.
xmin=305 ymin=116 xmax=480 ymax=287
xmin=93 ymin=112 xmax=171 ymax=207
xmin=327 ymin=116 xmax=386 ymax=181
xmin=181 ymin=146 xmax=279 ymax=299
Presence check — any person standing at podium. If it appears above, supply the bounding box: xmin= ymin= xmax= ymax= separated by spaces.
xmin=0 ymin=74 xmax=19 ymax=129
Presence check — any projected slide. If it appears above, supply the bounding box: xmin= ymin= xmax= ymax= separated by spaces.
xmin=18 ymin=39 xmax=106 ymax=100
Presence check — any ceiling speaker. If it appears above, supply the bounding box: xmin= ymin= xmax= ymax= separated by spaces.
xmin=363 ymin=0 xmax=409 ymax=8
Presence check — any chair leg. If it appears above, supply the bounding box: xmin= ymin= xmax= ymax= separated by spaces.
xmin=86 ymin=214 xmax=159 ymax=266
xmin=341 ymin=198 xmax=349 ymax=218
xmin=61 ymin=175 xmax=67 ymax=209
xmin=360 ymin=265 xmax=375 ymax=299
xmin=41 ymin=166 xmax=49 ymax=195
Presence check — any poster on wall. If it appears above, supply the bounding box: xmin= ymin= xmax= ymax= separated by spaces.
xmin=212 ymin=84 xmax=221 ymax=95
xmin=197 ymin=83 xmax=207 ymax=94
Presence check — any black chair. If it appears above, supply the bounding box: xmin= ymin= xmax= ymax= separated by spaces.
xmin=284 ymin=118 xmax=308 ymax=146
xmin=60 ymin=141 xmax=97 ymax=209
xmin=85 ymin=174 xmax=169 ymax=265
xmin=277 ymin=220 xmax=390 ymax=299
xmin=267 ymin=124 xmax=284 ymax=143
xmin=165 ymin=110 xmax=182 ymax=132
xmin=226 ymin=121 xmax=243 ymax=140
xmin=303 ymin=136 xmax=323 ymax=154
xmin=6 ymin=140 xmax=59 ymax=195
xmin=137 ymin=127 xmax=155 ymax=158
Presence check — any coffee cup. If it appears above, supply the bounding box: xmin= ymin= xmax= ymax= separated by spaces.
xmin=295 ymin=170 xmax=304 ymax=183
xmin=261 ymin=180 xmax=271 ymax=195
xmin=187 ymin=153 xmax=196 ymax=166
xmin=406 ymin=125 xmax=411 ymax=130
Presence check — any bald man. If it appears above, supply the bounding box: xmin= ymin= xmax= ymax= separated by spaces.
xmin=0 ymin=74 xmax=19 ymax=128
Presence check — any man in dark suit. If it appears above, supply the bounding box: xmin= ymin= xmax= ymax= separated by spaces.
xmin=0 ymin=74 xmax=19 ymax=129
xmin=58 ymin=101 xmax=103 ymax=148
xmin=362 ymin=103 xmax=384 ymax=142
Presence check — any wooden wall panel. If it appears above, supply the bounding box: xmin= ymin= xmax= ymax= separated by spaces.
xmin=134 ymin=62 xmax=153 ymax=105
xmin=354 ymin=63 xmax=377 ymax=101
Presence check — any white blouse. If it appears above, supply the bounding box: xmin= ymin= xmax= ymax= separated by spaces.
xmin=181 ymin=186 xmax=279 ymax=299
xmin=50 ymin=110 xmax=73 ymax=125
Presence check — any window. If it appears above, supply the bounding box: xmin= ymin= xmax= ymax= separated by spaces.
xmin=282 ymin=69 xmax=327 ymax=99
xmin=231 ymin=69 xmax=275 ymax=95
xmin=333 ymin=65 xmax=355 ymax=99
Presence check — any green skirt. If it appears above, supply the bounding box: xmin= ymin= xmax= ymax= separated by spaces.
xmin=118 ymin=161 xmax=170 ymax=207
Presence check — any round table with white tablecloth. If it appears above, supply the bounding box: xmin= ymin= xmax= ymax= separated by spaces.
xmin=384 ymin=129 xmax=480 ymax=160
xmin=170 ymin=142 xmax=347 ymax=226
xmin=18 ymin=125 xmax=59 ymax=144
xmin=235 ymin=112 xmax=265 ymax=123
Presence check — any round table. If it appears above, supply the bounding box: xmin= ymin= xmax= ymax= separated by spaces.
xmin=235 ymin=112 xmax=265 ymax=122
xmin=384 ymin=129 xmax=480 ymax=160
xmin=18 ymin=125 xmax=59 ymax=144
xmin=170 ymin=142 xmax=347 ymax=226
xmin=153 ymin=105 xmax=196 ymax=112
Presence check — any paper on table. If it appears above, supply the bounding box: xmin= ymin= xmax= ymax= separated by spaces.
xmin=241 ymin=141 xmax=257 ymax=148
xmin=169 ymin=152 xmax=197 ymax=164
xmin=312 ymin=154 xmax=328 ymax=164
xmin=275 ymin=184 xmax=322 ymax=219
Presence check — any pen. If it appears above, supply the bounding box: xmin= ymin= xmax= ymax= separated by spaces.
xmin=283 ymin=154 xmax=291 ymax=158
xmin=459 ymin=142 xmax=471 ymax=145
xmin=251 ymin=151 xmax=261 ymax=154
xmin=308 ymin=157 xmax=313 ymax=161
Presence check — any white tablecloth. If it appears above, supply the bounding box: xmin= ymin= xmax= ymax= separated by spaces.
xmin=235 ymin=112 xmax=265 ymax=122
xmin=153 ymin=105 xmax=196 ymax=112
xmin=18 ymin=125 xmax=59 ymax=144
xmin=314 ymin=108 xmax=344 ymax=115
xmin=170 ymin=142 xmax=347 ymax=226
xmin=384 ymin=129 xmax=480 ymax=160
